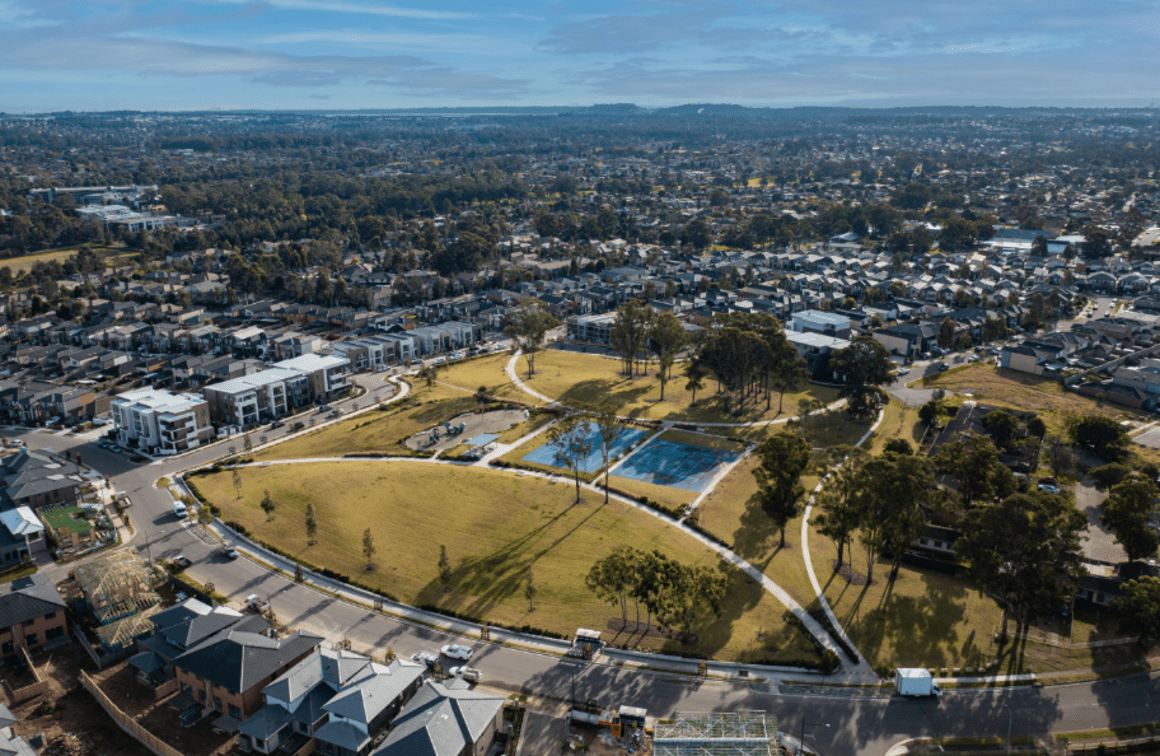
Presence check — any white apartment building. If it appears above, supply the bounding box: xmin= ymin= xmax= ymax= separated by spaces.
xmin=202 ymin=354 xmax=350 ymax=428
xmin=111 ymin=387 xmax=213 ymax=455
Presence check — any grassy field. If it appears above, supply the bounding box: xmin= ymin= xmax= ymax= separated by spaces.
xmin=920 ymin=364 xmax=1125 ymax=435
xmin=695 ymin=454 xmax=821 ymax=609
xmin=865 ymin=401 xmax=927 ymax=456
xmin=255 ymin=383 xmax=480 ymax=460
xmin=606 ymin=475 xmax=697 ymax=512
xmin=436 ymin=354 xmax=534 ymax=404
xmin=196 ymin=461 xmax=820 ymax=663
xmin=1 ymin=245 xmax=127 ymax=276
xmin=798 ymin=407 xmax=877 ymax=449
xmin=523 ymin=351 xmax=840 ymax=424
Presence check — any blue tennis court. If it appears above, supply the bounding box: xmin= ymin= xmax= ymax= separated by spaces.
xmin=521 ymin=423 xmax=648 ymax=473
xmin=612 ymin=439 xmax=741 ymax=492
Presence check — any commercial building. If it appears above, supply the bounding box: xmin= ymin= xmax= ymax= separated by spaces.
xmin=111 ymin=387 xmax=214 ymax=455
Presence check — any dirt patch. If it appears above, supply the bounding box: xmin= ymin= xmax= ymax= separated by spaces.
xmin=405 ymin=408 xmax=528 ymax=451
xmin=567 ymin=722 xmax=652 ymax=756
xmin=90 ymin=663 xmax=237 ymax=756
xmin=7 ymin=645 xmax=151 ymax=756
xmin=833 ymin=560 xmax=873 ymax=587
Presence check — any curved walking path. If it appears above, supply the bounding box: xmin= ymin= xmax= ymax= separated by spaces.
xmin=223 ymin=451 xmax=874 ymax=680
xmin=800 ymin=406 xmax=886 ymax=671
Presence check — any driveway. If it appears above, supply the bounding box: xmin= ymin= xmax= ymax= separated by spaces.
xmin=516 ymin=709 xmax=565 ymax=756
xmin=1073 ymin=478 xmax=1127 ymax=563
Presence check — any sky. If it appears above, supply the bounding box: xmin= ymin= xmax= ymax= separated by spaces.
xmin=0 ymin=0 xmax=1157 ymax=112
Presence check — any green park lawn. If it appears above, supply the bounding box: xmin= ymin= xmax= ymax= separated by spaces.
xmin=522 ymin=350 xmax=839 ymax=424
xmin=436 ymin=353 xmax=535 ymax=404
xmin=807 ymin=521 xmax=1005 ymax=672
xmin=195 ymin=460 xmax=820 ymax=663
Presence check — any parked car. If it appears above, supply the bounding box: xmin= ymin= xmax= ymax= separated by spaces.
xmin=937 ymin=362 xmax=949 ymax=372
xmin=410 ymin=651 xmax=439 ymax=668
xmin=1038 ymin=483 xmax=1062 ymax=494
xmin=318 ymin=404 xmax=331 ymax=412
xmin=293 ymin=421 xmax=306 ymax=431
xmin=271 ymin=421 xmax=285 ymax=429
xmin=173 ymin=555 xmax=192 ymax=569
xmin=897 ymin=368 xmax=910 ymax=376
xmin=223 ymin=546 xmax=240 ymax=560
xmin=440 ymin=644 xmax=473 ymax=660
xmin=450 ymin=666 xmax=482 ymax=682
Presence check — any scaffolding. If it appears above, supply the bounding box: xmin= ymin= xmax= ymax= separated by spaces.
xmin=73 ymin=550 xmax=161 ymax=625
xmin=653 ymin=711 xmax=778 ymax=756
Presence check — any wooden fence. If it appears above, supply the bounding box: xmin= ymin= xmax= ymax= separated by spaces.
xmin=79 ymin=670 xmax=184 ymax=756
xmin=1 ymin=646 xmax=50 ymax=703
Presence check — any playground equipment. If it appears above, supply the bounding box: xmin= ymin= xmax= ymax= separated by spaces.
xmin=444 ymin=421 xmax=466 ymax=436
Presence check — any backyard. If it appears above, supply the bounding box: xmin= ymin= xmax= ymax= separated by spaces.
xmin=194 ymin=460 xmax=821 ymax=663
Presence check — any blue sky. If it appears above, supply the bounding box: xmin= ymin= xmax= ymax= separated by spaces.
xmin=0 ymin=0 xmax=1156 ymax=112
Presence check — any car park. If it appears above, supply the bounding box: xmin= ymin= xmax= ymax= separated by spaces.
xmin=440 ymin=644 xmax=472 ymax=660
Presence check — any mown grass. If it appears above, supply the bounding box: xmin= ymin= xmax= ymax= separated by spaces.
xmin=807 ymin=520 xmax=1006 ymax=671
xmin=436 ymin=353 xmax=535 ymax=404
xmin=607 ymin=475 xmax=697 ymax=512
xmin=524 ymin=351 xmax=840 ymax=424
xmin=695 ymin=454 xmax=820 ymax=609
xmin=3 ymin=244 xmax=127 ymax=276
xmin=196 ymin=460 xmax=820 ymax=663
xmin=865 ymin=401 xmax=928 ymax=456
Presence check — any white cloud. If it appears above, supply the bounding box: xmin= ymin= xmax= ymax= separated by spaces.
xmin=218 ymin=0 xmax=476 ymax=20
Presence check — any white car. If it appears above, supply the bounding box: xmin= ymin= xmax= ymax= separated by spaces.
xmin=897 ymin=368 xmax=910 ymax=376
xmin=440 ymin=644 xmax=473 ymax=660
xmin=410 ymin=651 xmax=439 ymax=668
xmin=450 ymin=666 xmax=482 ymax=682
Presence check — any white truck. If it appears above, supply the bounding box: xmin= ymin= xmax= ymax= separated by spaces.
xmin=172 ymin=499 xmax=188 ymax=519
xmin=895 ymin=668 xmax=941 ymax=698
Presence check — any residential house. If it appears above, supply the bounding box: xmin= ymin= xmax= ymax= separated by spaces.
xmin=0 ymin=574 xmax=67 ymax=663
xmin=372 ymin=680 xmax=505 ymax=756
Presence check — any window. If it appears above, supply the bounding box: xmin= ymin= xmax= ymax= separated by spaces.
xmin=229 ymin=704 xmax=242 ymax=719
xmin=181 ymin=683 xmax=193 ymax=697
xmin=44 ymin=611 xmax=56 ymax=620
xmin=214 ymin=697 xmax=222 ymax=712
xmin=24 ymin=633 xmax=37 ymax=646
xmin=46 ymin=627 xmax=63 ymax=641
xmin=1 ymin=641 xmax=13 ymax=655
xmin=198 ymin=689 xmax=207 ymax=703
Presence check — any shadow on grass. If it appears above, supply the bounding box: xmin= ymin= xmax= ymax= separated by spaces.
xmin=828 ymin=561 xmax=987 ymax=670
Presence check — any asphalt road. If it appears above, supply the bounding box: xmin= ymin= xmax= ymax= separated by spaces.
xmin=14 ymin=364 xmax=1160 ymax=755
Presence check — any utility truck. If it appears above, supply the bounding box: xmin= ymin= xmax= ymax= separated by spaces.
xmin=895 ymin=668 xmax=942 ymax=698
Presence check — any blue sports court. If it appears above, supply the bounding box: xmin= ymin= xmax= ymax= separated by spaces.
xmin=612 ymin=439 xmax=741 ymax=492
xmin=521 ymin=423 xmax=648 ymax=473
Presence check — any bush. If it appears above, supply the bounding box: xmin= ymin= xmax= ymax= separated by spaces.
xmin=1090 ymin=462 xmax=1131 ymax=490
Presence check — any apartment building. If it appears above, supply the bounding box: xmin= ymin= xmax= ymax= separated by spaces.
xmin=203 ymin=354 xmax=350 ymax=428
xmin=111 ymin=387 xmax=214 ymax=455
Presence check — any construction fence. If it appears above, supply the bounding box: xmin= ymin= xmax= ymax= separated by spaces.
xmin=79 ymin=669 xmax=184 ymax=756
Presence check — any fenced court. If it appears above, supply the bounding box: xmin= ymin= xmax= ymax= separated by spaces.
xmin=611 ymin=439 xmax=741 ymax=492
xmin=521 ymin=424 xmax=648 ymax=473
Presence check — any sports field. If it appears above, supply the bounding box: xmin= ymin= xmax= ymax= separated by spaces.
xmin=521 ymin=423 xmax=648 ymax=473
xmin=195 ymin=460 xmax=820 ymax=663
xmin=612 ymin=439 xmax=741 ymax=492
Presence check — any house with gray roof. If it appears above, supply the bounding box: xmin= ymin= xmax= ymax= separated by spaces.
xmin=173 ymin=630 xmax=322 ymax=723
xmin=238 ymin=648 xmax=426 ymax=756
xmin=372 ymin=680 xmax=504 ymax=756
xmin=0 ymin=573 xmax=67 ymax=663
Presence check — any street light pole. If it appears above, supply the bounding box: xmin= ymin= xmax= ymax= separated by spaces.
xmin=1006 ymin=705 xmax=1012 ymax=753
